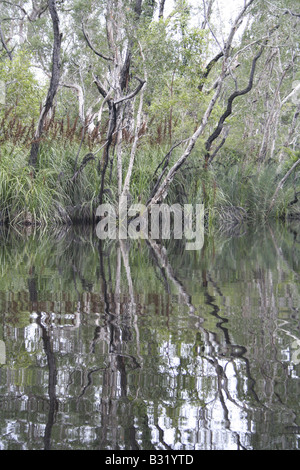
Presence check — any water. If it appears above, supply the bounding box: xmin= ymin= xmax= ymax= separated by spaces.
xmin=0 ymin=222 xmax=299 ymax=450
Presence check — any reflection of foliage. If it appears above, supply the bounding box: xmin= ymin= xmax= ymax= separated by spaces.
xmin=9 ymin=350 xmax=33 ymax=371
xmin=0 ymin=224 xmax=299 ymax=449
xmin=4 ymin=311 xmax=31 ymax=329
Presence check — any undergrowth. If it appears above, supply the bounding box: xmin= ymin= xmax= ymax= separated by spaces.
xmin=0 ymin=119 xmax=299 ymax=228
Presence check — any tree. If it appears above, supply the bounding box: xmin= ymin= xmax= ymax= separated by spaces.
xmin=29 ymin=0 xmax=62 ymax=168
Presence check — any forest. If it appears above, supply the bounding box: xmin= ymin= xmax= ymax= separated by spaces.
xmin=0 ymin=0 xmax=299 ymax=230
xmin=1 ymin=0 xmax=300 ymax=452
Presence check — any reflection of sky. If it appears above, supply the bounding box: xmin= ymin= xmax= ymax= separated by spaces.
xmin=19 ymin=311 xmax=300 ymax=449
xmin=154 ymin=341 xmax=250 ymax=449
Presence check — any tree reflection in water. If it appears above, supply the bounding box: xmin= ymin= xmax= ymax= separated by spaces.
xmin=0 ymin=224 xmax=299 ymax=450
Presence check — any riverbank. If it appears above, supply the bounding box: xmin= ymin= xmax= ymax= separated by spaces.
xmin=1 ymin=136 xmax=299 ymax=228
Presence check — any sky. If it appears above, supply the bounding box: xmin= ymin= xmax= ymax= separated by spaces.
xmin=163 ymin=0 xmax=246 ymax=39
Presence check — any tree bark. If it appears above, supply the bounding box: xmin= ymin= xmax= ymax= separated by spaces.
xmin=205 ymin=43 xmax=266 ymax=163
xmin=158 ymin=0 xmax=166 ymax=19
xmin=148 ymin=1 xmax=256 ymax=205
xmin=29 ymin=0 xmax=62 ymax=168
xmin=0 ymin=22 xmax=13 ymax=60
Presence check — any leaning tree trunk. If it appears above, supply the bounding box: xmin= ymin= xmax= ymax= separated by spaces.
xmin=29 ymin=0 xmax=62 ymax=168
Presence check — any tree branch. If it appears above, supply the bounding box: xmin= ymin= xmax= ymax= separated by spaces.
xmin=0 ymin=0 xmax=48 ymax=21
xmin=93 ymin=75 xmax=108 ymax=99
xmin=198 ymin=51 xmax=224 ymax=92
xmin=114 ymin=77 xmax=146 ymax=105
xmin=71 ymin=153 xmax=95 ymax=182
xmin=204 ymin=43 xmax=265 ymax=158
xmin=147 ymin=0 xmax=256 ymax=205
xmin=0 ymin=22 xmax=13 ymax=60
xmin=82 ymin=21 xmax=112 ymax=62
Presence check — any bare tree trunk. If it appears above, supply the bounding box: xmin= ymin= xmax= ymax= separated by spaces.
xmin=60 ymin=83 xmax=85 ymax=125
xmin=147 ymin=0 xmax=256 ymax=205
xmin=258 ymin=56 xmax=290 ymax=162
xmin=278 ymin=103 xmax=300 ymax=162
xmin=158 ymin=0 xmax=166 ymax=19
xmin=29 ymin=0 xmax=62 ymax=168
xmin=121 ymin=43 xmax=147 ymax=201
xmin=205 ymin=40 xmax=270 ymax=164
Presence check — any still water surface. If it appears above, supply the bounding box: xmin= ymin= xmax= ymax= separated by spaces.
xmin=0 ymin=222 xmax=299 ymax=450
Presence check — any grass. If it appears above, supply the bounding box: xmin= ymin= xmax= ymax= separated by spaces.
xmin=0 ymin=111 xmax=299 ymax=228
xmin=211 ymin=158 xmax=300 ymax=222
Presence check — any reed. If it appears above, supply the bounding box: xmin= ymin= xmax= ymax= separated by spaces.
xmin=0 ymin=108 xmax=298 ymax=228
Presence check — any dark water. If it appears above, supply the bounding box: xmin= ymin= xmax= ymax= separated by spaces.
xmin=0 ymin=222 xmax=299 ymax=450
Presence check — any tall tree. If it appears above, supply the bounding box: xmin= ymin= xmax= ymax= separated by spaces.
xmin=29 ymin=0 xmax=62 ymax=168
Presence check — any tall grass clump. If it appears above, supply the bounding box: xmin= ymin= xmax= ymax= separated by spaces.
xmin=207 ymin=155 xmax=300 ymax=223
xmin=0 ymin=138 xmax=102 ymax=226
xmin=0 ymin=143 xmax=60 ymax=225
xmin=0 ymin=107 xmax=106 ymax=226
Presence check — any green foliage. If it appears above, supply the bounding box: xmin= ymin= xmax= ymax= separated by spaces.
xmin=0 ymin=50 xmax=44 ymax=123
xmin=0 ymin=137 xmax=101 ymax=226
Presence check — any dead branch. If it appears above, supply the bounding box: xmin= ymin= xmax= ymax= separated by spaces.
xmin=0 ymin=22 xmax=12 ymax=60
xmin=114 ymin=77 xmax=146 ymax=105
xmin=205 ymin=42 xmax=266 ymax=161
xmin=198 ymin=51 xmax=224 ymax=92
xmin=82 ymin=21 xmax=113 ymax=62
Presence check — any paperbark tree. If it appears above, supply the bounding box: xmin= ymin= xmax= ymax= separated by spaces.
xmin=147 ymin=0 xmax=256 ymax=206
xmin=82 ymin=0 xmax=146 ymax=205
xmin=29 ymin=0 xmax=62 ymax=168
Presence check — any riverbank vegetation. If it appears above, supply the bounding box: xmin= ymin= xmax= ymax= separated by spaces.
xmin=0 ymin=0 xmax=299 ymax=229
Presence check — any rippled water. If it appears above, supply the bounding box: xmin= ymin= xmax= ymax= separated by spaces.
xmin=0 ymin=222 xmax=299 ymax=450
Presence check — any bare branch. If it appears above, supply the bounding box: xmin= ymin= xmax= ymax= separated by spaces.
xmin=93 ymin=75 xmax=108 ymax=99
xmin=205 ymin=43 xmax=265 ymax=158
xmin=0 ymin=22 xmax=13 ymax=60
xmin=0 ymin=0 xmax=48 ymax=21
xmin=198 ymin=51 xmax=224 ymax=92
xmin=82 ymin=21 xmax=113 ymax=62
xmin=71 ymin=153 xmax=95 ymax=182
xmin=147 ymin=0 xmax=256 ymax=205
xmin=114 ymin=77 xmax=146 ymax=105
xmin=147 ymin=140 xmax=188 ymax=205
